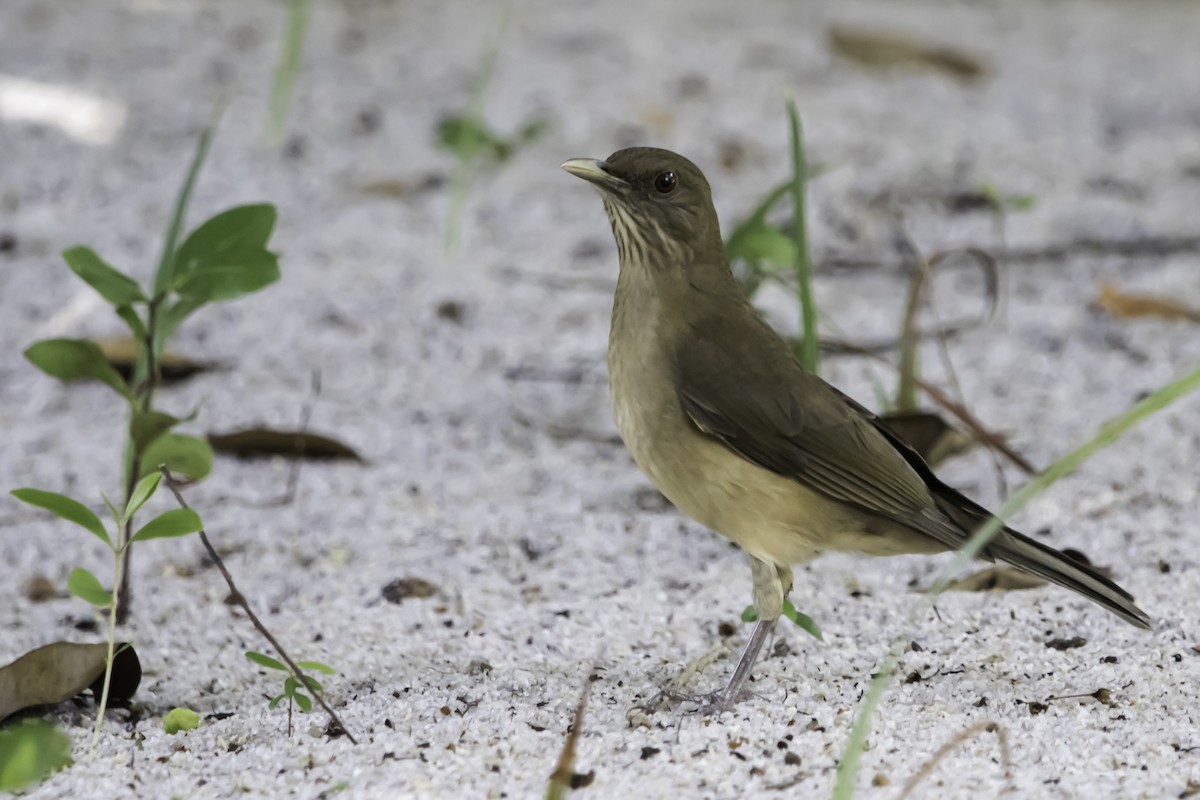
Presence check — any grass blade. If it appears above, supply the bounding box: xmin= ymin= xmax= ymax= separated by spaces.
xmin=786 ymin=100 xmax=819 ymax=375
xmin=264 ymin=0 xmax=312 ymax=148
xmin=152 ymin=123 xmax=218 ymax=298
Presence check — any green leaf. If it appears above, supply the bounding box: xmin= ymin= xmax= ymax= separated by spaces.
xmin=299 ymin=676 xmax=323 ymax=693
xmin=115 ymin=305 xmax=147 ymax=340
xmin=735 ymin=227 xmax=796 ymax=268
xmin=283 ymin=676 xmax=299 ymax=695
xmin=297 ymin=660 xmax=335 ymax=674
xmin=123 ymin=472 xmax=162 ymax=521
xmin=173 ymin=247 xmax=280 ymax=303
xmin=162 ymin=707 xmax=201 ymax=734
xmin=62 ymin=246 xmax=146 ymax=305
xmin=268 ymin=694 xmax=286 ymax=709
xmin=725 ymin=180 xmax=791 ymax=257
xmin=67 ymin=568 xmax=111 ymax=607
xmin=130 ymin=410 xmax=180 ymax=452
xmin=293 ymin=692 xmax=312 ymax=713
xmin=11 ymin=488 xmax=111 ymax=547
xmin=24 ymin=338 xmax=130 ymax=399
xmin=740 ymin=601 xmax=822 ymax=641
xmin=0 ymin=719 xmax=72 ymax=792
xmin=245 ymin=651 xmax=287 ymax=672
xmin=173 ymin=204 xmax=277 ymax=276
xmin=781 ymin=599 xmax=823 ymax=641
xmin=154 ymin=124 xmax=217 ymax=297
xmin=140 ymin=433 xmax=212 ymax=481
xmin=1006 ymin=194 xmax=1037 ymax=212
xmin=130 ymin=508 xmax=202 ymax=543
xmin=101 ymin=493 xmax=121 ymax=526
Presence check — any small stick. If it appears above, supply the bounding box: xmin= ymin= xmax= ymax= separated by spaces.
xmin=546 ymin=680 xmax=592 ymax=800
xmin=160 ymin=467 xmax=357 ymax=744
xmin=898 ymin=720 xmax=1014 ymax=799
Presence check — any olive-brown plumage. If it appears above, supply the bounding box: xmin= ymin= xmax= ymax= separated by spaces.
xmin=562 ymin=147 xmax=1149 ymax=712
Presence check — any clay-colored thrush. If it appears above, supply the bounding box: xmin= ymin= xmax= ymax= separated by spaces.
xmin=562 ymin=147 xmax=1150 ymax=712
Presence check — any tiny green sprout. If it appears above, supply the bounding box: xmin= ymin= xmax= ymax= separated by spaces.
xmin=437 ymin=115 xmax=548 ymax=164
xmin=246 ymin=652 xmax=335 ymax=736
xmin=163 ymin=707 xmax=201 ymax=734
xmin=979 ymin=183 xmax=1037 ymax=212
xmin=740 ymin=599 xmax=823 ymax=641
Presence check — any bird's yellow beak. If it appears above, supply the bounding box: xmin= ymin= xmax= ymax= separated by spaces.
xmin=561 ymin=158 xmax=628 ymax=191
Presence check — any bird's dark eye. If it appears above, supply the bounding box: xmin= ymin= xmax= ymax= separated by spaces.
xmin=653 ymin=171 xmax=677 ymax=194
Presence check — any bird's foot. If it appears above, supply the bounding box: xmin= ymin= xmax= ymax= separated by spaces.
xmin=635 ymin=686 xmax=744 ymax=716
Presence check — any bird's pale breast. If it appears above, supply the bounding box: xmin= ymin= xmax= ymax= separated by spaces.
xmin=606 ymin=293 xmax=910 ymax=566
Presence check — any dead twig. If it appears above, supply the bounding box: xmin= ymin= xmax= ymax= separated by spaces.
xmin=546 ymin=680 xmax=593 ymax=800
xmin=820 ymin=233 xmax=1200 ymax=273
xmin=898 ymin=720 xmax=1014 ymax=799
xmin=159 ymin=467 xmax=357 ymax=744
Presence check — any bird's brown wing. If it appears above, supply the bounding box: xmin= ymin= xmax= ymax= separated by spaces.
xmin=673 ymin=321 xmax=962 ymax=545
xmin=673 ymin=315 xmax=1152 ymax=629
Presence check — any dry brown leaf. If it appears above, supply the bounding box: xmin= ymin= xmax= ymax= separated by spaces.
xmin=829 ymin=25 xmax=987 ymax=81
xmin=95 ymin=337 xmax=215 ymax=384
xmin=0 ymin=641 xmax=141 ymax=722
xmin=880 ymin=410 xmax=975 ymax=466
xmin=381 ymin=577 xmax=438 ymax=604
xmin=939 ymin=566 xmax=1049 ymax=593
xmin=207 ymin=429 xmax=363 ymax=462
xmin=1096 ymin=283 xmax=1200 ymax=323
xmin=638 ymin=106 xmax=675 ymax=135
xmin=357 ymin=179 xmax=413 ymax=199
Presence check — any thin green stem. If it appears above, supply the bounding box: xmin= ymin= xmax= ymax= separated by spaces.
xmin=786 ymin=101 xmax=819 ymax=375
xmin=115 ymin=299 xmax=161 ymax=622
xmin=833 ymin=363 xmax=1200 ymax=800
xmin=88 ymin=543 xmax=124 ymax=761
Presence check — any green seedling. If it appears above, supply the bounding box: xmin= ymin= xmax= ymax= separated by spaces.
xmin=979 ymin=183 xmax=1036 ymax=213
xmin=437 ymin=115 xmax=548 ymax=165
xmin=11 ymin=474 xmax=202 ymax=756
xmin=245 ymin=652 xmax=335 ymax=737
xmin=441 ymin=3 xmax=515 ymax=255
xmin=19 ymin=122 xmax=279 ymax=622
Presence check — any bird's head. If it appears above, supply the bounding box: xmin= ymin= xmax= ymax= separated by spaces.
xmin=561 ymin=148 xmax=724 ymax=276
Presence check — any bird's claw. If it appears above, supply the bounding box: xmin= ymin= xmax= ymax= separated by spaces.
xmin=635 ymin=687 xmax=738 ymax=716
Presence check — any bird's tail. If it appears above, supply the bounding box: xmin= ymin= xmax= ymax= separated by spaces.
xmin=986 ymin=527 xmax=1150 ymax=628
xmin=935 ymin=497 xmax=1151 ymax=629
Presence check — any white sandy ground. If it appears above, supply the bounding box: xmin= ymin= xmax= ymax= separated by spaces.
xmin=2 ymin=0 xmax=1200 ymax=797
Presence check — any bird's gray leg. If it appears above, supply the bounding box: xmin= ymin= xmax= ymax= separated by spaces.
xmin=704 ymin=556 xmax=791 ymax=712
xmin=652 ymin=556 xmax=792 ymax=715
xmin=713 ymin=616 xmax=775 ymax=710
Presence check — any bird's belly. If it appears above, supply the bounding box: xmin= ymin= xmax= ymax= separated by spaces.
xmin=611 ymin=385 xmax=834 ymax=565
xmin=610 ymin=375 xmax=937 ymax=567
